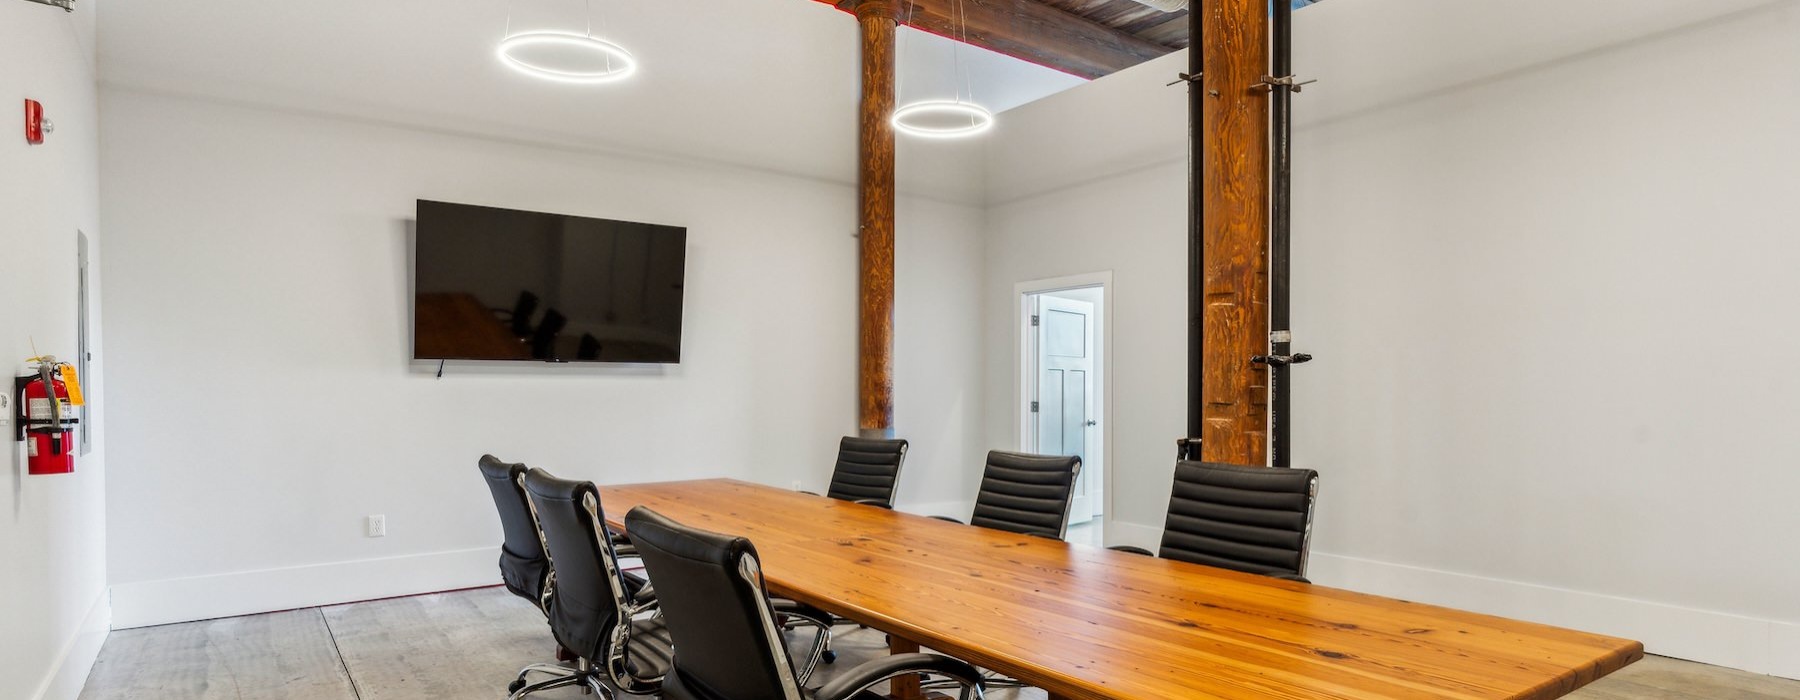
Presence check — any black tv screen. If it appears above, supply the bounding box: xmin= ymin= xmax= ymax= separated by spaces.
xmin=413 ymin=200 xmax=687 ymax=363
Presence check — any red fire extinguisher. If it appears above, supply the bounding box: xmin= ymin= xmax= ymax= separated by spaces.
xmin=17 ymin=356 xmax=80 ymax=475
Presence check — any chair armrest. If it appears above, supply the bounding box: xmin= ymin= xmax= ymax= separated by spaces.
xmin=813 ymin=653 xmax=984 ymax=700
xmin=851 ymin=499 xmax=892 ymax=509
xmin=1270 ymin=572 xmax=1311 ymax=584
xmin=927 ymin=515 xmax=965 ymax=525
xmin=1108 ymin=545 xmax=1154 ymax=557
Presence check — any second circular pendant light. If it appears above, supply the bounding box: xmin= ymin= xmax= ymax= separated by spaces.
xmin=892 ymin=0 xmax=995 ymax=139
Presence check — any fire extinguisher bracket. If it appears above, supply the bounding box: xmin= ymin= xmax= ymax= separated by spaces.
xmin=12 ymin=374 xmax=78 ymax=443
xmin=14 ymin=375 xmax=32 ymax=443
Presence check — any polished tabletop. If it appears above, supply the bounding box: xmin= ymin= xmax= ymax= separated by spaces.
xmin=601 ymin=479 xmax=1642 ymax=700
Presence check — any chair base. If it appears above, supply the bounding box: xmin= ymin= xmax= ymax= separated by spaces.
xmin=509 ymin=661 xmax=614 ymax=700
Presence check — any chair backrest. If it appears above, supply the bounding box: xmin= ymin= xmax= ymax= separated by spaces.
xmin=477 ymin=455 xmax=548 ymax=607
xmin=1158 ymin=461 xmax=1319 ymax=579
xmin=824 ymin=436 xmax=908 ymax=507
xmin=625 ymin=507 xmax=802 ymax=700
xmin=521 ymin=468 xmax=634 ymax=661
xmin=969 ymin=450 xmax=1083 ymax=539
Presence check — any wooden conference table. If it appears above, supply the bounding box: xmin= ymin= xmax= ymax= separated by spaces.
xmin=601 ymin=479 xmax=1641 ymax=700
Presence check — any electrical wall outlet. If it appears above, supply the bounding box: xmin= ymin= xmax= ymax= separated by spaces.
xmin=366 ymin=514 xmax=386 ymax=538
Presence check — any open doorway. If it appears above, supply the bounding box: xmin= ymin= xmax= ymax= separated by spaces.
xmin=1017 ymin=273 xmax=1109 ymax=546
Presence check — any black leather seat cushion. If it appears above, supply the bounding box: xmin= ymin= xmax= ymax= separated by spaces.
xmin=626 ymin=615 xmax=674 ymax=680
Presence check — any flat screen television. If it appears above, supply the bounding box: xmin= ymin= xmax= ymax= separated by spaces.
xmin=413 ymin=200 xmax=687 ymax=363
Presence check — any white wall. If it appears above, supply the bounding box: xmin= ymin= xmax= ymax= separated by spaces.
xmin=98 ymin=90 xmax=987 ymax=627
xmin=982 ymin=0 xmax=1800 ymax=680
xmin=0 ymin=2 xmax=112 ymax=699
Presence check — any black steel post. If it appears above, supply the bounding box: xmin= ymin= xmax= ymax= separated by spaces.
xmin=1182 ymin=0 xmax=1205 ymax=462
xmin=1267 ymin=0 xmax=1298 ymax=467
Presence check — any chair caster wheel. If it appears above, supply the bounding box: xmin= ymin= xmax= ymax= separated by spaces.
xmin=508 ymin=678 xmax=526 ymax=694
xmin=821 ymin=650 xmax=837 ymax=664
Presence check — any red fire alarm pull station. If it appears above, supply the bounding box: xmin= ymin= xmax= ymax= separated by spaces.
xmin=25 ymin=100 xmax=46 ymax=145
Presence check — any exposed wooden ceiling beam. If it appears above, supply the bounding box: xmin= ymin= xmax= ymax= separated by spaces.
xmin=824 ymin=0 xmax=1173 ymax=79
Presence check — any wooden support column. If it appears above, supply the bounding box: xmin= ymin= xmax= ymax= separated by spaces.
xmin=855 ymin=0 xmax=898 ymax=439
xmin=1199 ymin=0 xmax=1269 ymax=465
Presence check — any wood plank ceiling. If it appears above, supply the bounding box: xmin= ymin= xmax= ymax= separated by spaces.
xmin=822 ymin=0 xmax=1188 ymax=79
xmin=1036 ymin=0 xmax=1191 ymax=51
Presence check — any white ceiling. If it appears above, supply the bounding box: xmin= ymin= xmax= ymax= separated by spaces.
xmin=97 ymin=0 xmax=1085 ymax=201
xmin=985 ymin=0 xmax=1784 ymax=203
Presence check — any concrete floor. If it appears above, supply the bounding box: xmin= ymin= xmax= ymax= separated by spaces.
xmin=80 ymin=587 xmax=1800 ymax=699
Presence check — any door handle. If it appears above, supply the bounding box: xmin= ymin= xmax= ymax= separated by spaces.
xmin=1086 ymin=420 xmax=1097 ymax=427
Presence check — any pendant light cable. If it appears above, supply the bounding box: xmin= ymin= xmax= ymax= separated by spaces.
xmin=497 ymin=0 xmax=637 ymax=84
xmin=891 ymin=0 xmax=994 ymax=138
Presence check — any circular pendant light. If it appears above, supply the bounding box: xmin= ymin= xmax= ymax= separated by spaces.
xmin=498 ymin=0 xmax=636 ymax=85
xmin=497 ymin=31 xmax=636 ymax=84
xmin=893 ymin=0 xmax=994 ymax=140
xmin=891 ymin=100 xmax=994 ymax=139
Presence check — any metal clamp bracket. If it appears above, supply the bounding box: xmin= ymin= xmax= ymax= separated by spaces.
xmin=1251 ymin=353 xmax=1314 ymax=367
xmin=1257 ymin=74 xmax=1318 ymax=93
xmin=1165 ymin=72 xmax=1203 ymax=87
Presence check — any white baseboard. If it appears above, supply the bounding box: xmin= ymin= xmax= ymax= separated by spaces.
xmin=1772 ymin=621 xmax=1800 ymax=681
xmin=1104 ymin=520 xmax=1162 ymax=550
xmin=110 ymin=546 xmax=501 ymax=629
xmin=1309 ymin=551 xmax=1797 ymax=679
xmin=32 ymin=590 xmax=111 ymax=700
xmin=895 ymin=500 xmax=973 ymax=520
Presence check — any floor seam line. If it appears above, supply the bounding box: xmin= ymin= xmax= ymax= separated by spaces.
xmin=319 ymin=607 xmax=366 ymax=700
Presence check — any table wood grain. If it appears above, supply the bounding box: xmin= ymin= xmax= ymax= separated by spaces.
xmin=601 ymin=479 xmax=1641 ymax=700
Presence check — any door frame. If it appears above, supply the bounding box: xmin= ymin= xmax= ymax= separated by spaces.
xmin=1014 ymin=271 xmax=1113 ymax=540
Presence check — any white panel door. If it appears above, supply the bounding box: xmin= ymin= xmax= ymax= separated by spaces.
xmin=1033 ymin=295 xmax=1096 ymax=523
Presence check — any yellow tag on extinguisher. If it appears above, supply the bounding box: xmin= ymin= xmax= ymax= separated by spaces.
xmin=58 ymin=364 xmax=85 ymax=406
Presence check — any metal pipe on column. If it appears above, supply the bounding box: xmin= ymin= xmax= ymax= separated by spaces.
xmin=1180 ymin=0 xmax=1205 ymax=463
xmin=1259 ymin=0 xmax=1312 ymax=468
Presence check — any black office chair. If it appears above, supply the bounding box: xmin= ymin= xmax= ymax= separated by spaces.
xmin=933 ymin=450 xmax=1082 ymax=540
xmin=624 ymin=506 xmax=986 ymax=700
xmin=794 ymin=436 xmax=909 ymax=662
xmin=806 ymin=436 xmax=908 ymax=509
xmin=1110 ymin=459 xmax=1320 ymax=582
xmin=479 ymin=455 xmax=552 ymax=612
xmin=530 ymin=308 xmax=567 ymax=360
xmin=515 ymin=468 xmax=673 ymax=699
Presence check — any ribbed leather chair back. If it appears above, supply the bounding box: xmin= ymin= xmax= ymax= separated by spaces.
xmin=1159 ymin=461 xmax=1319 ymax=578
xmin=626 ymin=506 xmax=803 ymax=700
xmin=824 ymin=437 xmax=908 ymax=507
xmin=969 ymin=450 xmax=1082 ymax=539
xmin=522 ymin=468 xmax=634 ymax=661
xmin=478 ymin=455 xmax=550 ymax=608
